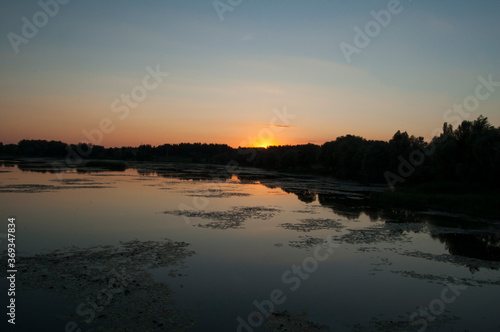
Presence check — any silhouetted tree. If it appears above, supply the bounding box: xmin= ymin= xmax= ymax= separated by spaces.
xmin=2 ymin=115 xmax=498 ymax=187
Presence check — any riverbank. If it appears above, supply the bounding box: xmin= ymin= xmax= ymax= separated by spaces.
xmin=3 ymin=157 xmax=498 ymax=220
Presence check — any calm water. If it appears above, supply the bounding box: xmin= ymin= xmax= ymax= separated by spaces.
xmin=1 ymin=160 xmax=499 ymax=331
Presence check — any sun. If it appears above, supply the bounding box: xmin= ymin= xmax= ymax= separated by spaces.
xmin=254 ymin=140 xmax=276 ymax=148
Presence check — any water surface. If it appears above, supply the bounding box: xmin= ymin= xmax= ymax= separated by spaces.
xmin=1 ymin=160 xmax=499 ymax=331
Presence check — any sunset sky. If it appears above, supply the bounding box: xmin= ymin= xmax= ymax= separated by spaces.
xmin=1 ymin=0 xmax=500 ymax=148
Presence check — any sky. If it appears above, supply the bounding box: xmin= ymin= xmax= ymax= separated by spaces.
xmin=1 ymin=0 xmax=500 ymax=148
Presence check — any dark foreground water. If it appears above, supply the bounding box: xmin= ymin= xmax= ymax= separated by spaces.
xmin=1 ymin=160 xmax=499 ymax=331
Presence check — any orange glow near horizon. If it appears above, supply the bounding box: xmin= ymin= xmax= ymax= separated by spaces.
xmin=247 ymin=137 xmax=280 ymax=149
xmin=253 ymin=141 xmax=274 ymax=149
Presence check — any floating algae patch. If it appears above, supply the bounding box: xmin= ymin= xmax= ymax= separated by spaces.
xmin=340 ymin=224 xmax=414 ymax=245
xmin=280 ymin=218 xmax=344 ymax=233
xmin=51 ymin=177 xmax=114 ymax=187
xmin=0 ymin=179 xmax=112 ymax=194
xmin=393 ymin=250 xmax=500 ymax=271
xmin=157 ymin=180 xmax=192 ymax=186
xmin=14 ymin=239 xmax=196 ymax=331
xmin=164 ymin=206 xmax=281 ymax=230
xmin=357 ymin=246 xmax=381 ymax=253
xmin=389 ymin=270 xmax=489 ymax=287
xmin=263 ymin=310 xmax=331 ymax=331
xmin=368 ymin=257 xmax=393 ymax=274
xmin=288 ymin=235 xmax=328 ymax=250
xmin=181 ymin=188 xmax=251 ymax=198
xmin=292 ymin=206 xmax=320 ymax=214
xmin=51 ymin=177 xmax=102 ymax=184
xmin=0 ymin=184 xmax=62 ymax=193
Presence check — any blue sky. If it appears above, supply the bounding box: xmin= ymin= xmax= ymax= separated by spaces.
xmin=1 ymin=0 xmax=499 ymax=147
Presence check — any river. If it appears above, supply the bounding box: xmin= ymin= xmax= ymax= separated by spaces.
xmin=0 ymin=160 xmax=499 ymax=331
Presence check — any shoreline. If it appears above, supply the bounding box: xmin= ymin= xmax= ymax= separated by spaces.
xmin=2 ymin=157 xmax=499 ymax=220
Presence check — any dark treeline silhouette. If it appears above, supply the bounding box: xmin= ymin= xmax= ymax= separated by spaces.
xmin=1 ymin=115 xmax=499 ymax=187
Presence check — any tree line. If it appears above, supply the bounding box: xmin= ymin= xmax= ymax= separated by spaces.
xmin=1 ymin=115 xmax=499 ymax=187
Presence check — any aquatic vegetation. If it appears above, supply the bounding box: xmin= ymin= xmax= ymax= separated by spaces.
xmin=389 ymin=270 xmax=490 ymax=286
xmin=288 ymin=236 xmax=328 ymax=250
xmin=293 ymin=207 xmax=320 ymax=214
xmin=340 ymin=224 xmax=414 ymax=245
xmin=2 ymin=161 xmax=500 ymax=330
xmin=14 ymin=239 xmax=196 ymax=331
xmin=263 ymin=310 xmax=331 ymax=331
xmin=0 ymin=182 xmax=113 ymax=193
xmin=164 ymin=206 xmax=281 ymax=230
xmin=181 ymin=188 xmax=251 ymax=198
xmin=51 ymin=177 xmax=111 ymax=185
xmin=0 ymin=184 xmax=62 ymax=193
xmin=394 ymin=250 xmax=500 ymax=272
xmin=280 ymin=218 xmax=344 ymax=233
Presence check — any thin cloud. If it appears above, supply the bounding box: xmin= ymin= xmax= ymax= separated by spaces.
xmin=258 ymin=124 xmax=295 ymax=129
